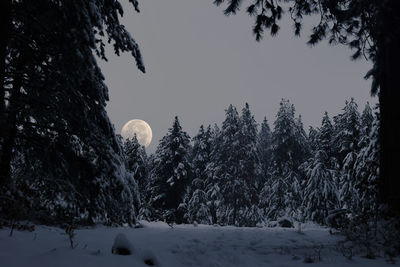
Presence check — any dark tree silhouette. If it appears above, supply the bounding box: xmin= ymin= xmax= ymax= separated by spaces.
xmin=214 ymin=0 xmax=400 ymax=215
xmin=0 ymin=0 xmax=144 ymax=224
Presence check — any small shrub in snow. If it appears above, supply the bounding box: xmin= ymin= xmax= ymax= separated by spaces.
xmin=111 ymin=233 xmax=133 ymax=255
xmin=134 ymin=222 xmax=145 ymax=228
xmin=141 ymin=249 xmax=158 ymax=266
xmin=303 ymin=256 xmax=314 ymax=263
xmin=325 ymin=209 xmax=349 ymax=229
xmin=278 ymin=218 xmax=294 ymax=228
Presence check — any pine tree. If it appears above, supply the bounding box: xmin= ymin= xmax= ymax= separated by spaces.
xmin=205 ymin=124 xmax=223 ymax=224
xmin=208 ymin=104 xmax=253 ymax=225
xmin=360 ymin=102 xmax=374 ymax=139
xmin=258 ymin=117 xmax=272 ymax=183
xmin=186 ymin=125 xmax=213 ymax=224
xmin=319 ymin=112 xmax=334 ymax=157
xmin=149 ymin=116 xmax=192 ymax=223
xmin=238 ymin=103 xmax=262 ymax=225
xmin=302 ymin=150 xmax=339 ymax=224
xmin=0 ymin=0 xmax=144 ymax=225
xmin=239 ymin=103 xmax=260 ymax=203
xmin=308 ymin=126 xmax=319 ymax=153
xmin=266 ymin=99 xmax=307 ymax=220
xmin=352 ymin=108 xmax=379 ymax=216
xmin=332 ymin=99 xmax=361 ymax=210
xmin=333 ymin=99 xmax=361 ymax=166
xmin=124 ymin=134 xmax=148 ymax=205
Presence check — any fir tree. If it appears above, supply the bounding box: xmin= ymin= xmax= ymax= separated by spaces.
xmin=360 ymin=102 xmax=374 ymax=138
xmin=149 ymin=116 xmax=192 ymax=223
xmin=267 ymin=99 xmax=307 ymax=219
xmin=258 ymin=117 xmax=272 ymax=183
xmin=208 ymin=104 xmax=253 ymax=225
xmin=352 ymin=112 xmax=379 ymax=216
xmin=319 ymin=112 xmax=334 ymax=157
xmin=238 ymin=103 xmax=262 ymax=225
xmin=308 ymin=126 xmax=319 ymax=153
xmin=332 ymin=98 xmax=361 ymax=166
xmin=124 ymin=134 xmax=148 ymax=204
xmin=186 ymin=125 xmax=213 ymax=224
xmin=302 ymin=150 xmax=339 ymax=224
xmin=239 ymin=103 xmax=260 ymax=204
xmin=0 ymin=0 xmax=144 ymax=225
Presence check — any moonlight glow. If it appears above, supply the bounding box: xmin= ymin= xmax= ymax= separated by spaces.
xmin=121 ymin=119 xmax=152 ymax=147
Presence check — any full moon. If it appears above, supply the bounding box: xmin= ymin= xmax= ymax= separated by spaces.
xmin=121 ymin=119 xmax=152 ymax=147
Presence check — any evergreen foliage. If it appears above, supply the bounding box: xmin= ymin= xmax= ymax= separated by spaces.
xmin=257 ymin=117 xmax=272 ymax=183
xmin=124 ymin=134 xmax=148 ymax=205
xmin=213 ymin=0 xmax=400 ymax=215
xmin=185 ymin=125 xmax=213 ymax=224
xmin=149 ymin=116 xmax=192 ymax=223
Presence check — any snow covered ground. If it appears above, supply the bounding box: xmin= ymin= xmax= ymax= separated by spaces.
xmin=0 ymin=221 xmax=398 ymax=267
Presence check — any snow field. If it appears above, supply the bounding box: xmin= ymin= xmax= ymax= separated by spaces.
xmin=0 ymin=221 xmax=398 ymax=267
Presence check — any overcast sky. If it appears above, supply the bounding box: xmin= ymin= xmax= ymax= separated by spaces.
xmin=101 ymin=0 xmax=376 ymax=153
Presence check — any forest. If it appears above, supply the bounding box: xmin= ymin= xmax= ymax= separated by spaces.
xmin=1 ymin=0 xmax=400 ymax=266
xmin=125 ymin=99 xmax=379 ymax=228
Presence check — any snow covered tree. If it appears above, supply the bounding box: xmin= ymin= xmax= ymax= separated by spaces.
xmin=265 ymin=99 xmax=308 ymax=220
xmin=330 ymin=99 xmax=361 ymax=210
xmin=213 ymin=0 xmax=400 ymax=215
xmin=124 ymin=134 xmax=148 ymax=205
xmin=186 ymin=125 xmax=213 ymax=224
xmin=302 ymin=150 xmax=339 ymax=224
xmin=208 ymin=104 xmax=256 ymax=225
xmin=257 ymin=117 xmax=272 ymax=182
xmin=295 ymin=115 xmax=311 ymax=159
xmin=318 ymin=112 xmax=334 ymax=157
xmin=0 ymin=0 xmax=144 ymax=225
xmin=352 ymin=109 xmax=379 ymax=216
xmin=149 ymin=116 xmax=192 ymax=223
xmin=308 ymin=126 xmax=319 ymax=153
xmin=239 ymin=103 xmax=260 ymax=204
xmin=360 ymin=102 xmax=374 ymax=138
xmin=332 ymin=98 xmax=361 ymax=166
xmin=238 ymin=103 xmax=262 ymax=225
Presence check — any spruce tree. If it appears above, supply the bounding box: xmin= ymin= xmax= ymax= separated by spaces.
xmin=360 ymin=102 xmax=374 ymax=138
xmin=302 ymin=151 xmax=339 ymax=223
xmin=186 ymin=125 xmax=213 ymax=224
xmin=0 ymin=0 xmax=144 ymax=225
xmin=352 ymin=111 xmax=379 ymax=216
xmin=149 ymin=116 xmax=192 ymax=223
xmin=332 ymin=98 xmax=361 ymax=166
xmin=319 ymin=112 xmax=334 ymax=157
xmin=258 ymin=117 xmax=272 ymax=183
xmin=308 ymin=126 xmax=319 ymax=153
xmin=238 ymin=103 xmax=262 ymax=225
xmin=208 ymin=104 xmax=253 ymax=225
xmin=124 ymin=134 xmax=148 ymax=205
xmin=267 ymin=99 xmax=307 ymax=219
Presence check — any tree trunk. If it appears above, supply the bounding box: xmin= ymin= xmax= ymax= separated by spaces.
xmin=0 ymin=0 xmax=12 ymax=188
xmin=378 ymin=2 xmax=400 ymax=216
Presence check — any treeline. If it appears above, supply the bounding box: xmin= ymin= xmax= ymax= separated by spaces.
xmin=125 ymin=99 xmax=379 ymax=227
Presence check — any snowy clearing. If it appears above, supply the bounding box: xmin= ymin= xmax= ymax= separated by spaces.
xmin=0 ymin=221 xmax=398 ymax=267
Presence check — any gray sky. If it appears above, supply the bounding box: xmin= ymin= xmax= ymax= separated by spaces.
xmin=101 ymin=0 xmax=376 ymax=153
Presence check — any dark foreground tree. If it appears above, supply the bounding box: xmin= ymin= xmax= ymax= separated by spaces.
xmin=214 ymin=0 xmax=400 ymax=215
xmin=0 ymin=0 xmax=144 ymax=224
